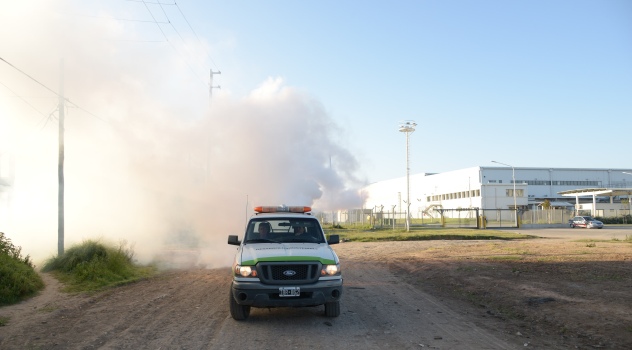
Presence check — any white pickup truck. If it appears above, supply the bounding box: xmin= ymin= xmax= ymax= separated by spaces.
xmin=227 ymin=205 xmax=343 ymax=321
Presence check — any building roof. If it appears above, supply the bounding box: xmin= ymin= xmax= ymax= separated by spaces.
xmin=536 ymin=201 xmax=574 ymax=207
xmin=558 ymin=188 xmax=632 ymax=197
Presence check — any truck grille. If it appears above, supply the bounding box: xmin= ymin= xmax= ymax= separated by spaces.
xmin=257 ymin=262 xmax=320 ymax=285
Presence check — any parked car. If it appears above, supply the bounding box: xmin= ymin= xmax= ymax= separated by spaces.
xmin=569 ymin=216 xmax=604 ymax=229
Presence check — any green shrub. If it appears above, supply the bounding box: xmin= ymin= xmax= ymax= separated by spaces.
xmin=42 ymin=240 xmax=109 ymax=273
xmin=596 ymin=215 xmax=632 ymax=224
xmin=42 ymin=240 xmax=154 ymax=292
xmin=0 ymin=232 xmax=45 ymax=305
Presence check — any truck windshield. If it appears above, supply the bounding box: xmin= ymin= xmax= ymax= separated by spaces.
xmin=244 ymin=218 xmax=325 ymax=244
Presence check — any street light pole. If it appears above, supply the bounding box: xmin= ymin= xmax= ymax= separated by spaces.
xmin=623 ymin=172 xmax=632 ymax=219
xmin=399 ymin=120 xmax=417 ymax=232
xmin=492 ymin=160 xmax=518 ymax=227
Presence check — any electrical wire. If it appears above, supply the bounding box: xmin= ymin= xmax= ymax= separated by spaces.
xmin=0 ymin=56 xmax=60 ymax=97
xmin=127 ymin=0 xmax=175 ymax=4
xmin=0 ymin=80 xmax=48 ymax=118
xmin=0 ymin=56 xmax=108 ymax=124
xmin=140 ymin=0 xmax=208 ymax=87
xmin=66 ymin=101 xmax=108 ymax=123
xmin=55 ymin=11 xmax=169 ymax=23
xmin=40 ymin=108 xmax=59 ymax=131
xmin=174 ymin=1 xmax=219 ymax=70
xmin=157 ymin=2 xmax=209 ymax=72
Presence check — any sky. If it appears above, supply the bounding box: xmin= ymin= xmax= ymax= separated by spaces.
xmin=1 ymin=0 xmax=631 ymax=264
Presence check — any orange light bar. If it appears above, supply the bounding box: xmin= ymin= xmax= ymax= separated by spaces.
xmin=289 ymin=206 xmax=311 ymax=213
xmin=254 ymin=206 xmax=277 ymax=213
xmin=254 ymin=206 xmax=311 ymax=213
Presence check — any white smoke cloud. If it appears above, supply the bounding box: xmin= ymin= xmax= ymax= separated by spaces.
xmin=0 ymin=0 xmax=365 ymax=267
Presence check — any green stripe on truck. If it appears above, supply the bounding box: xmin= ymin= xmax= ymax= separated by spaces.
xmin=241 ymin=256 xmax=336 ymax=265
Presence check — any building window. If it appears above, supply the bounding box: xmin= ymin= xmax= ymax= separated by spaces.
xmin=506 ymin=189 xmax=524 ymax=197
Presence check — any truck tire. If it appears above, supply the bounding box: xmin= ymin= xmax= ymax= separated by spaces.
xmin=324 ymin=301 xmax=340 ymax=317
xmin=229 ymin=290 xmax=250 ymax=321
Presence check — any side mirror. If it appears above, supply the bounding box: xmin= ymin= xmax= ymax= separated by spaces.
xmin=228 ymin=235 xmax=241 ymax=246
xmin=327 ymin=234 xmax=340 ymax=245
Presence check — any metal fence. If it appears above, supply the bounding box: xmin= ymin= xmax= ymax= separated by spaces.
xmin=318 ymin=207 xmax=585 ymax=229
xmin=519 ymin=208 xmax=575 ymax=226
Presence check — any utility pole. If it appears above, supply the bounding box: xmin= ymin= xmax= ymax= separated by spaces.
xmin=399 ymin=120 xmax=417 ymax=232
xmin=58 ymin=59 xmax=65 ymax=256
xmin=209 ymin=69 xmax=221 ymax=100
xmin=206 ymin=69 xmax=221 ymax=184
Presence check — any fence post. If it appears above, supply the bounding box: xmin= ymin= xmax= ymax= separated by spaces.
xmin=476 ymin=208 xmax=480 ymax=229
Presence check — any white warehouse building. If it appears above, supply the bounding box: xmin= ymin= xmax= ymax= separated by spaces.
xmin=362 ymin=166 xmax=632 ymax=223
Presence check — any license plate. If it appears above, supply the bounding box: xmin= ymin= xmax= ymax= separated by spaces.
xmin=279 ymin=287 xmax=300 ymax=297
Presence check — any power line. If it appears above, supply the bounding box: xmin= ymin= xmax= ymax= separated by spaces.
xmin=157 ymin=2 xmax=215 ymax=75
xmin=127 ymin=0 xmax=176 ymax=4
xmin=140 ymin=0 xmax=207 ymax=87
xmin=66 ymin=101 xmax=108 ymax=123
xmin=157 ymin=3 xmax=192 ymax=52
xmin=0 ymin=56 xmax=60 ymax=97
xmin=174 ymin=1 xmax=219 ymax=69
xmin=106 ymin=39 xmax=166 ymax=43
xmin=0 ymin=79 xmax=60 ymax=143
xmin=140 ymin=0 xmax=170 ymax=39
xmin=0 ymin=80 xmax=49 ymax=118
xmin=0 ymin=79 xmax=57 ymax=130
xmin=56 ymin=11 xmax=169 ymax=23
xmin=0 ymin=56 xmax=108 ymax=124
xmin=40 ymin=108 xmax=58 ymax=130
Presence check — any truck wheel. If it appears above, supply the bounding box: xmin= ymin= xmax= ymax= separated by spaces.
xmin=324 ymin=301 xmax=340 ymax=317
xmin=229 ymin=290 xmax=250 ymax=321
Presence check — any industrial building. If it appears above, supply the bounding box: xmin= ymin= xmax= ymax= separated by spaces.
xmin=362 ymin=167 xmax=632 ymax=225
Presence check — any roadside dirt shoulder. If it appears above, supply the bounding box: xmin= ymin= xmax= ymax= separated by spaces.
xmin=341 ymin=239 xmax=632 ymax=349
xmin=0 ymin=234 xmax=630 ymax=349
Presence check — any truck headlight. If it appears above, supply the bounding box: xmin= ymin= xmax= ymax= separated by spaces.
xmin=321 ymin=263 xmax=341 ymax=276
xmin=234 ymin=264 xmax=257 ymax=277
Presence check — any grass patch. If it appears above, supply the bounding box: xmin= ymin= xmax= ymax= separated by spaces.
xmin=324 ymin=226 xmax=535 ymax=242
xmin=591 ymin=274 xmax=624 ymax=282
xmin=577 ymin=237 xmax=632 ymax=244
xmin=487 ymin=255 xmax=524 ymax=261
xmin=0 ymin=232 xmax=45 ymax=306
xmin=0 ymin=316 xmax=9 ymax=326
xmin=42 ymin=240 xmax=156 ymax=293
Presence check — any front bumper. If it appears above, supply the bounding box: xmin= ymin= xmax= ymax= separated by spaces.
xmin=231 ymin=279 xmax=343 ymax=308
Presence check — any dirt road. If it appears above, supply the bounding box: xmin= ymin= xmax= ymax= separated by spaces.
xmin=1 ymin=227 xmax=630 ymax=349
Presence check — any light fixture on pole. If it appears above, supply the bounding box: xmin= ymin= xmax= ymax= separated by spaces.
xmin=399 ymin=120 xmax=417 ymax=232
xmin=491 ymin=160 xmax=518 ymax=226
xmin=623 ymin=172 xmax=632 ymax=218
